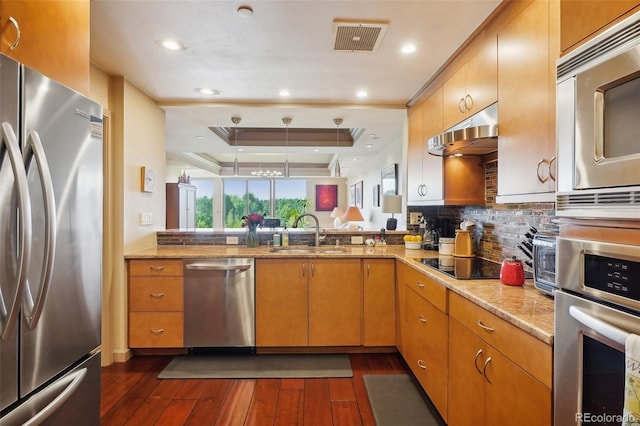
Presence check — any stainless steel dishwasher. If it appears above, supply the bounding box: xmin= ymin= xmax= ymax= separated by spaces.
xmin=183 ymin=258 xmax=255 ymax=352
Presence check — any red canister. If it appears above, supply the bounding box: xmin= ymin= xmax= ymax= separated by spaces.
xmin=500 ymin=256 xmax=525 ymax=286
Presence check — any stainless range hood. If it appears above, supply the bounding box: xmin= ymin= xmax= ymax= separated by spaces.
xmin=427 ymin=102 xmax=498 ymax=156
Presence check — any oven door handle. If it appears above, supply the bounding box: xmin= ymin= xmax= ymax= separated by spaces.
xmin=569 ymin=306 xmax=629 ymax=346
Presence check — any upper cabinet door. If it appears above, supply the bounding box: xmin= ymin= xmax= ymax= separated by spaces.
xmin=0 ymin=1 xmax=90 ymax=94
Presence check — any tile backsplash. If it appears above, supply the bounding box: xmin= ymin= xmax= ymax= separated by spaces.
xmin=407 ymin=161 xmax=558 ymax=267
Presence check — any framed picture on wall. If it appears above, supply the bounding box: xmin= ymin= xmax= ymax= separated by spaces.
xmin=373 ymin=184 xmax=380 ymax=207
xmin=355 ymin=180 xmax=363 ymax=208
xmin=315 ymin=184 xmax=338 ymax=211
xmin=381 ymin=163 xmax=398 ymax=195
xmin=350 ymin=184 xmax=356 ymax=206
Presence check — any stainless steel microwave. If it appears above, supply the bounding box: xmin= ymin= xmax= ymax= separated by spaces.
xmin=556 ymin=11 xmax=640 ymax=220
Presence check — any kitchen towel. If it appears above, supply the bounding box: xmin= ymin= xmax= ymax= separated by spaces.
xmin=624 ymin=333 xmax=640 ymax=425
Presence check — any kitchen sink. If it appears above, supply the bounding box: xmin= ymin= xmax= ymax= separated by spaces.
xmin=268 ymin=246 xmax=347 ymax=254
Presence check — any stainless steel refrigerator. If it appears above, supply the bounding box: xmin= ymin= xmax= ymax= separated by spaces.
xmin=0 ymin=53 xmax=102 ymax=425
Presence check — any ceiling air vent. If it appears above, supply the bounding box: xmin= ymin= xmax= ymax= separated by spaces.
xmin=332 ymin=20 xmax=389 ymax=52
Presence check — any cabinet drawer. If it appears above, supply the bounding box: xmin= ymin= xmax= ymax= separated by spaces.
xmin=403 ymin=332 xmax=448 ymax=422
xmin=129 ymin=277 xmax=183 ymax=312
xmin=449 ymin=292 xmax=552 ymax=387
xmin=129 ymin=312 xmax=183 ymax=348
xmin=129 ymin=259 xmax=183 ymax=277
xmin=405 ymin=286 xmax=447 ymax=363
xmin=402 ymin=266 xmax=447 ymax=312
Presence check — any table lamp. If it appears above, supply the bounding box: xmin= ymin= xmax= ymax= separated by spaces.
xmin=382 ymin=194 xmax=402 ymax=230
xmin=330 ymin=206 xmax=345 ymax=228
xmin=342 ymin=206 xmax=364 ymax=230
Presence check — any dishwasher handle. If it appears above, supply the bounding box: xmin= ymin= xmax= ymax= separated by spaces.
xmin=185 ymin=262 xmax=252 ymax=273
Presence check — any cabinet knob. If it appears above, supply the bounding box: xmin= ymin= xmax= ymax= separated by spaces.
xmin=417 ymin=359 xmax=427 ymax=370
xmin=418 ymin=315 xmax=427 ymax=323
xmin=150 ymin=328 xmax=164 ymax=334
xmin=415 ymin=282 xmax=425 ymax=288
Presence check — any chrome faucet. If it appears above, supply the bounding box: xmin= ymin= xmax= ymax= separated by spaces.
xmin=293 ymin=213 xmax=320 ymax=247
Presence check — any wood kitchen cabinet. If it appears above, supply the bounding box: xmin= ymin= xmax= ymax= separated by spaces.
xmin=442 ymin=36 xmax=497 ymax=130
xmin=166 ymin=183 xmax=197 ymax=229
xmin=407 ymin=88 xmax=445 ymax=205
xmin=396 ymin=262 xmax=449 ymax=421
xmin=447 ymin=292 xmax=552 ymax=426
xmin=560 ymin=0 xmax=640 ymax=54
xmin=128 ymin=259 xmax=184 ymax=348
xmin=256 ymin=258 xmax=362 ymax=347
xmin=496 ymin=0 xmax=559 ymax=202
xmin=0 ymin=0 xmax=90 ymax=94
xmin=363 ymin=258 xmax=395 ymax=346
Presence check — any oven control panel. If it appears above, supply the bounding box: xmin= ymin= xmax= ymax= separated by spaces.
xmin=585 ymin=254 xmax=639 ymax=301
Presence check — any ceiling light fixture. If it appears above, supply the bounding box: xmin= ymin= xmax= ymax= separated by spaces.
xmin=237 ymin=5 xmax=253 ymax=17
xmin=401 ymin=43 xmax=417 ymax=54
xmin=250 ymin=168 xmax=282 ymax=177
xmin=333 ymin=118 xmax=343 ymax=177
xmin=197 ymin=87 xmax=219 ymax=95
xmin=231 ymin=116 xmax=241 ymax=175
xmin=356 ymin=90 xmax=368 ymax=98
xmin=279 ymin=89 xmax=290 ymax=97
xmin=283 ymin=117 xmax=292 ymax=177
xmin=160 ymin=38 xmax=186 ymax=51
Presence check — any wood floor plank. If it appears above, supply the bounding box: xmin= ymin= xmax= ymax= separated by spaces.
xmin=245 ymin=378 xmax=281 ymax=426
xmin=174 ymin=379 xmax=208 ymax=400
xmin=329 ymin=378 xmax=356 ymax=401
xmin=350 ymin=374 xmax=377 ymax=426
xmin=185 ymin=379 xmax=233 ymax=425
xmin=303 ymin=379 xmax=332 ymax=426
xmin=125 ymin=379 xmax=183 ymax=426
xmin=155 ymin=399 xmax=197 ymax=426
xmin=331 ymin=400 xmax=363 ymax=426
xmin=214 ymin=379 xmax=256 ymax=426
xmin=281 ymin=378 xmax=305 ymax=390
xmin=274 ymin=389 xmax=304 ymax=426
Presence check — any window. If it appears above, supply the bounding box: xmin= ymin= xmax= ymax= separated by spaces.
xmin=223 ymin=179 xmax=307 ymax=228
xmin=190 ymin=178 xmax=213 ymax=228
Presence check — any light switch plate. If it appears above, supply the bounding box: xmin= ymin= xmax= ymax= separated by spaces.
xmin=226 ymin=236 xmax=239 ymax=245
xmin=351 ymin=236 xmax=364 ymax=245
xmin=140 ymin=212 xmax=152 ymax=226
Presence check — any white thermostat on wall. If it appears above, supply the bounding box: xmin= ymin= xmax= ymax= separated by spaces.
xmin=141 ymin=166 xmax=155 ymax=193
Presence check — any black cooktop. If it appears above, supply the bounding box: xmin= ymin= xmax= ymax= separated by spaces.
xmin=418 ymin=257 xmax=502 ymax=280
xmin=418 ymin=257 xmax=533 ymax=280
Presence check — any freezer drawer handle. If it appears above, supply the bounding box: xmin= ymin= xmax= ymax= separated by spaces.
xmin=22 ymin=368 xmax=87 ymax=426
xmin=22 ymin=130 xmax=57 ymax=330
xmin=0 ymin=122 xmax=31 ymax=341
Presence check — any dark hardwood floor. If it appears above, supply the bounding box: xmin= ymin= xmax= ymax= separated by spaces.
xmin=100 ymin=353 xmax=411 ymax=425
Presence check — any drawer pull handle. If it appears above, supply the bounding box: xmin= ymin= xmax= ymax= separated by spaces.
xmin=477 ymin=321 xmax=494 ymax=332
xmin=150 ymin=293 xmax=165 ymax=298
xmin=416 ymin=282 xmax=425 ymax=288
xmin=8 ymin=17 xmax=21 ymax=50
xmin=418 ymin=315 xmax=427 ymax=323
xmin=417 ymin=359 xmax=427 ymax=370
xmin=150 ymin=266 xmax=165 ymax=271
xmin=482 ymin=357 xmax=492 ymax=383
xmin=150 ymin=328 xmax=164 ymax=334
xmin=474 ymin=349 xmax=484 ymax=374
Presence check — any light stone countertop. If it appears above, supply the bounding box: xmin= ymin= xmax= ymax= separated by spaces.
xmin=126 ymin=244 xmax=555 ymax=345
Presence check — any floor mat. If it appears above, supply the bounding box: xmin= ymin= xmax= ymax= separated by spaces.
xmin=157 ymin=353 xmax=353 ymax=379
xmin=363 ymin=374 xmax=446 ymax=426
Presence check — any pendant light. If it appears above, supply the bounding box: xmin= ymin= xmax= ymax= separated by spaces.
xmin=283 ymin=117 xmax=292 ymax=177
xmin=333 ymin=118 xmax=343 ymax=177
xmin=231 ymin=116 xmax=241 ymax=175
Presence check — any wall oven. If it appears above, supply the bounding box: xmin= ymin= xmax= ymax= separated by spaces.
xmin=556 ymin=10 xmax=640 ymax=219
xmin=554 ymin=237 xmax=640 ymax=425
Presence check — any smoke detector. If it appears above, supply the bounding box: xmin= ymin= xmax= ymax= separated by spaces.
xmin=332 ymin=19 xmax=389 ymax=52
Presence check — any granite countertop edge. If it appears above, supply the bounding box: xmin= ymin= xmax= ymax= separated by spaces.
xmin=125 ymin=245 xmax=555 ymax=345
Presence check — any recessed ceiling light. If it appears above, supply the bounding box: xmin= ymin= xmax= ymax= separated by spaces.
xmin=160 ymin=38 xmax=187 ymax=51
xmin=365 ymin=144 xmax=373 ymax=148
xmin=197 ymin=88 xmax=219 ymax=95
xmin=401 ymin=43 xmax=417 ymax=54
xmin=237 ymin=5 xmax=253 ymax=17
xmin=356 ymin=90 xmax=368 ymax=98
xmin=279 ymin=89 xmax=290 ymax=97
xmin=313 ymin=149 xmax=320 ymax=152
xmin=196 ymin=136 xmax=204 ymax=139
xmin=238 ymin=148 xmax=245 ymax=152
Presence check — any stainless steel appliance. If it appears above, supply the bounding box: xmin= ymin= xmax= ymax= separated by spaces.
xmin=183 ymin=258 xmax=255 ymax=351
xmin=532 ymin=234 xmax=557 ymax=296
xmin=418 ymin=257 xmax=532 ymax=280
xmin=0 ymin=54 xmax=102 ymax=423
xmin=554 ymin=237 xmax=640 ymax=425
xmin=556 ymin=10 xmax=640 ymax=219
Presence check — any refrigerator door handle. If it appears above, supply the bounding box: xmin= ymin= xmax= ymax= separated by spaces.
xmin=21 ymin=130 xmax=57 ymax=330
xmin=0 ymin=122 xmax=32 ymax=341
xmin=0 ymin=368 xmax=88 ymax=426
